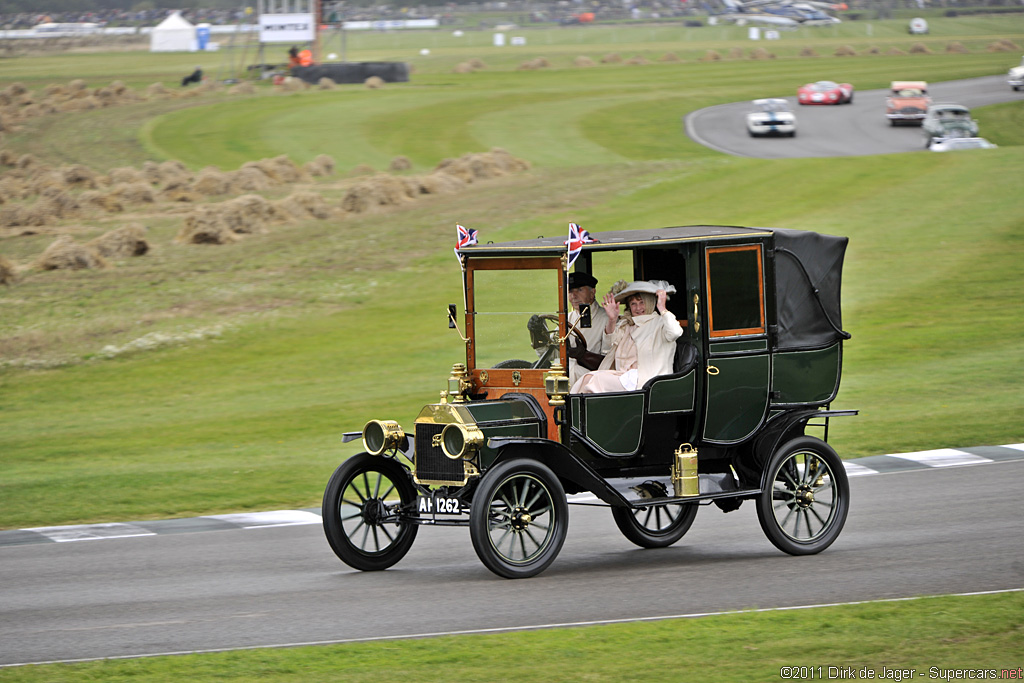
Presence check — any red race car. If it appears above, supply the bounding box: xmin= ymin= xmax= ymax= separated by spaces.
xmin=797 ymin=80 xmax=854 ymax=105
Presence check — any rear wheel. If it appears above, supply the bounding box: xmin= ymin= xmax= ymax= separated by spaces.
xmin=756 ymin=436 xmax=849 ymax=555
xmin=470 ymin=458 xmax=568 ymax=578
xmin=612 ymin=501 xmax=698 ymax=548
xmin=322 ymin=453 xmax=418 ymax=571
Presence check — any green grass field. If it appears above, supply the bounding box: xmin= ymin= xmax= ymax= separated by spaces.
xmin=0 ymin=19 xmax=1022 ymax=678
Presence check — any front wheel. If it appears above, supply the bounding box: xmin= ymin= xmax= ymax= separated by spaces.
xmin=612 ymin=501 xmax=698 ymax=548
xmin=322 ymin=453 xmax=418 ymax=571
xmin=756 ymin=436 xmax=849 ymax=555
xmin=470 ymin=458 xmax=568 ymax=578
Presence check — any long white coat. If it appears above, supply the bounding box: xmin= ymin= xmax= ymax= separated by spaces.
xmin=596 ymin=310 xmax=683 ymax=388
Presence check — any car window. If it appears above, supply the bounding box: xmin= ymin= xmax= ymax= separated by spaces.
xmin=706 ymin=245 xmax=766 ymax=338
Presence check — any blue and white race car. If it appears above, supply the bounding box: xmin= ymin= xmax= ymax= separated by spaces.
xmin=746 ymin=98 xmax=797 ymax=137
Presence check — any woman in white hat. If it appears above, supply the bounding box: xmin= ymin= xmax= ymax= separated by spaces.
xmin=571 ymin=279 xmax=683 ymax=394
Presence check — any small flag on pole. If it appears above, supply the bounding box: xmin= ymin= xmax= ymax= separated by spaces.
xmin=564 ymin=222 xmax=595 ymax=269
xmin=455 ymin=224 xmax=478 ymax=262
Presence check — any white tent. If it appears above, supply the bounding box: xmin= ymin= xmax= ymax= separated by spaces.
xmin=150 ymin=11 xmax=195 ymax=52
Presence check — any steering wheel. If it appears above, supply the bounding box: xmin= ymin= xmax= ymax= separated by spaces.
xmin=530 ymin=314 xmax=587 ymax=355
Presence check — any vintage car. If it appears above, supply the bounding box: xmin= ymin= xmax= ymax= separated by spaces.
xmin=921 ymin=103 xmax=979 ymax=147
xmin=928 ymin=136 xmax=998 ymax=152
xmin=885 ymin=81 xmax=931 ymax=126
xmin=746 ymin=98 xmax=797 ymax=137
xmin=323 ymin=225 xmax=855 ymax=578
xmin=797 ymin=80 xmax=853 ymax=105
xmin=1008 ymin=56 xmax=1024 ymax=91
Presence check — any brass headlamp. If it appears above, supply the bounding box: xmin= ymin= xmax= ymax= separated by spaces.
xmin=440 ymin=422 xmax=485 ymax=460
xmin=362 ymin=419 xmax=405 ymax=456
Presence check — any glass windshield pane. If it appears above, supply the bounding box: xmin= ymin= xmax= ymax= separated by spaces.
xmin=473 ymin=269 xmax=559 ymax=369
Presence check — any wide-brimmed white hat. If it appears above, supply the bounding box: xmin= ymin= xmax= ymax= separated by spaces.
xmin=613 ymin=279 xmax=676 ymax=303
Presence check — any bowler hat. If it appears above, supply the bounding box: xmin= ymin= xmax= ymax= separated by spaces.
xmin=568 ymin=272 xmax=598 ymax=289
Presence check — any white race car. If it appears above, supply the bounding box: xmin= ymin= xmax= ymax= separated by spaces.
xmin=746 ymin=98 xmax=797 ymax=137
xmin=1008 ymin=55 xmax=1024 ymax=91
xmin=928 ymin=137 xmax=998 ymax=152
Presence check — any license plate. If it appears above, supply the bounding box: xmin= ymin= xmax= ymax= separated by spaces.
xmin=417 ymin=495 xmax=463 ymax=515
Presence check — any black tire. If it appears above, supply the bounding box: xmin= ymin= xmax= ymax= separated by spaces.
xmin=756 ymin=436 xmax=849 ymax=555
xmin=322 ymin=453 xmax=418 ymax=571
xmin=612 ymin=501 xmax=698 ymax=548
xmin=469 ymin=458 xmax=568 ymax=578
xmin=924 ymin=136 xmax=933 ymax=149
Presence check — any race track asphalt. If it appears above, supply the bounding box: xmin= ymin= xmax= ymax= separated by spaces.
xmin=684 ymin=75 xmax=1021 ymax=158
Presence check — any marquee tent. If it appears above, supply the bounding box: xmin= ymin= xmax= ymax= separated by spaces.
xmin=150 ymin=11 xmax=195 ymax=52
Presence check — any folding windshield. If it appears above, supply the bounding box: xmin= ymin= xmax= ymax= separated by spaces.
xmin=466 ymin=257 xmax=563 ymax=370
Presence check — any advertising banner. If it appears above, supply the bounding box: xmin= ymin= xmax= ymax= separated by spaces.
xmin=259 ymin=13 xmax=314 ymax=43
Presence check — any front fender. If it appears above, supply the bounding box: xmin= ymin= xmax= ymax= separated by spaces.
xmin=486 ymin=437 xmax=629 ymax=507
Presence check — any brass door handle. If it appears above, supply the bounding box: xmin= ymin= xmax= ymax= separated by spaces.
xmin=706 ymin=364 xmax=720 ymax=376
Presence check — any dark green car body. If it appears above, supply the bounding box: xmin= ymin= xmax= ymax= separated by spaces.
xmin=324 ymin=225 xmax=855 ymax=578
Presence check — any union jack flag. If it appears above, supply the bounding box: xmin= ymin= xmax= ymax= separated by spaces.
xmin=455 ymin=224 xmax=478 ymax=251
xmin=564 ymin=222 xmax=595 ymax=269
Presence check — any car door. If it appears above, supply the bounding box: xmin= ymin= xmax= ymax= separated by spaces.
xmin=700 ymin=243 xmax=771 ymax=444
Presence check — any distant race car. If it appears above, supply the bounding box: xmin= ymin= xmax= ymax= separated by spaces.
xmin=746 ymin=98 xmax=797 ymax=137
xmin=797 ymin=80 xmax=854 ymax=105
xmin=928 ymin=137 xmax=998 ymax=152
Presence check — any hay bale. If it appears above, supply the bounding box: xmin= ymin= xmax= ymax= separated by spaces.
xmin=986 ymin=40 xmax=1018 ymax=52
xmin=38 ymin=190 xmax=81 ymax=219
xmin=0 ymin=254 xmax=17 ymax=285
xmin=193 ymin=167 xmax=232 ymax=196
xmin=228 ymin=81 xmax=257 ymax=95
xmin=341 ymin=174 xmax=412 ymax=213
xmin=78 ymin=190 xmax=123 ymax=213
xmin=659 ymin=52 xmax=681 ymax=62
xmin=0 ymin=176 xmax=26 ymax=201
xmin=16 ymin=154 xmax=39 ymax=170
xmin=487 ymin=147 xmax=531 ymax=173
xmin=161 ymin=182 xmax=202 ymax=203
xmin=36 ymin=235 xmax=106 ymax=270
xmin=278 ymin=76 xmax=307 ymax=92
xmin=625 ymin=55 xmax=649 ymax=65
xmin=389 ymin=156 xmax=412 ymax=172
xmin=0 ymin=149 xmax=17 ymax=166
xmin=62 ymin=164 xmax=98 ymax=189
xmin=886 ymin=47 xmax=907 ymax=56
xmin=317 ymin=77 xmax=337 ymax=89
xmin=750 ymin=48 xmax=775 ymax=60
xmin=518 ymin=58 xmax=551 ymax=70
xmin=146 ymin=82 xmax=171 ymax=97
xmin=601 ymin=53 xmax=622 ymax=64
xmin=269 ymin=196 xmax=310 ymax=222
xmin=230 ymin=194 xmax=275 ymax=224
xmin=111 ymin=182 xmax=155 ymax=204
xmin=87 ymin=224 xmax=149 ymax=258
xmin=468 ymin=58 xmax=486 ymax=70
xmin=108 ymin=166 xmax=146 ymax=185
xmin=863 ymin=46 xmax=882 ymax=55
xmin=834 ymin=45 xmax=858 ymax=57
xmin=177 ymin=206 xmax=239 ymax=245
xmin=945 ymin=42 xmax=969 ymax=54
xmin=27 ymin=170 xmax=68 ymax=195
xmin=231 ymin=166 xmax=275 ymax=192
xmin=800 ymin=47 xmax=821 ymax=57
xmin=349 ymin=164 xmax=375 ymax=177
xmin=365 ymin=76 xmax=385 ymax=89
xmin=729 ymin=47 xmax=744 ymax=59
xmin=700 ymin=50 xmax=722 ymax=62
xmin=453 ymin=62 xmax=475 ymax=74
xmin=158 ymin=160 xmax=191 ymax=182
xmin=68 ymin=79 xmax=88 ymax=92
xmin=304 ymin=154 xmax=336 ymax=177
xmin=909 ymin=42 xmax=932 ymax=54
xmin=218 ymin=201 xmax=265 ymax=235
xmin=252 ymin=155 xmax=307 ymax=184
xmin=574 ymin=56 xmax=597 ymax=67
xmin=288 ymin=191 xmax=333 ymax=219
xmin=141 ymin=160 xmax=162 ymax=185
xmin=417 ymin=172 xmax=467 ymax=195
